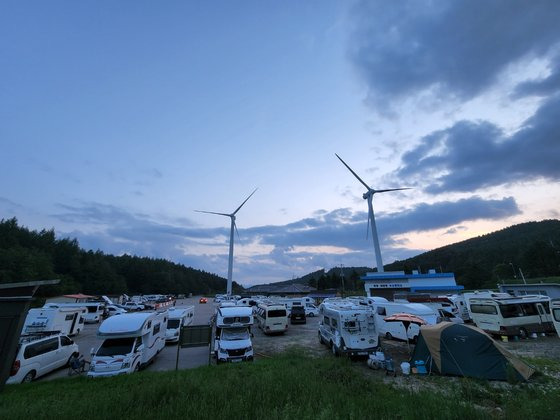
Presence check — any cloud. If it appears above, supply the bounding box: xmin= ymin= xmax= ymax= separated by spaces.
xmin=350 ymin=0 xmax=560 ymax=109
xmin=395 ymin=94 xmax=560 ymax=193
xmin=49 ymin=196 xmax=520 ymax=285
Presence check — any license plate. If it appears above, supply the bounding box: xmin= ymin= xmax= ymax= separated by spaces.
xmin=231 ymin=358 xmax=242 ymax=363
xmin=357 ymin=352 xmax=367 ymax=355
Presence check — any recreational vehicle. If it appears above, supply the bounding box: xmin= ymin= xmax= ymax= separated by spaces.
xmin=88 ymin=311 xmax=167 ymax=377
xmin=358 ymin=298 xmax=438 ymax=341
xmin=463 ymin=291 xmax=511 ymax=320
xmin=255 ymin=303 xmax=289 ymax=334
xmin=551 ymin=300 xmax=560 ymax=338
xmin=165 ymin=306 xmax=194 ymax=343
xmin=44 ymin=302 xmax=105 ymax=323
xmin=318 ymin=300 xmax=378 ymax=357
xmin=468 ymin=294 xmax=554 ymax=337
xmin=23 ymin=307 xmax=86 ymax=336
xmin=442 ymin=294 xmax=470 ymax=321
xmin=214 ymin=305 xmax=254 ymax=363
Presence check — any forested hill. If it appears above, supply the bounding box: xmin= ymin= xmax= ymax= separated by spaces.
xmin=0 ymin=218 xmax=235 ymax=297
xmin=385 ymin=220 xmax=560 ymax=289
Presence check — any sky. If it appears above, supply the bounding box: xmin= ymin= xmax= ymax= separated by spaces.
xmin=1 ymin=1 xmax=559 ymax=287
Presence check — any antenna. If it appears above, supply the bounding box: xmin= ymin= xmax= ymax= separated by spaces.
xmin=195 ymin=188 xmax=257 ymax=295
xmin=335 ymin=154 xmax=409 ymax=273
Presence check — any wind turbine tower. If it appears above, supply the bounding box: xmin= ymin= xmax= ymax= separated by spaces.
xmin=335 ymin=154 xmax=409 ymax=273
xmin=196 ymin=188 xmax=257 ymax=295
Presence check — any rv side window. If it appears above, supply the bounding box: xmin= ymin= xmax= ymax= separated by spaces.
xmin=470 ymin=304 xmax=497 ymax=315
xmin=500 ymin=304 xmax=523 ymax=318
xmin=153 ymin=323 xmax=161 ymax=335
xmin=344 ymin=320 xmax=357 ymax=330
xmin=61 ymin=336 xmax=72 ymax=346
xmin=331 ymin=319 xmax=338 ymax=328
xmin=65 ymin=314 xmax=75 ymax=321
xmin=147 ymin=321 xmax=152 ymax=329
xmin=553 ymin=308 xmax=560 ymax=322
xmin=323 ymin=317 xmax=330 ymax=326
xmin=377 ymin=307 xmax=386 ymax=316
xmin=520 ymin=303 xmax=538 ymax=316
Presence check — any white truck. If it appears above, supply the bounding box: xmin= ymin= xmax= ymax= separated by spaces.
xmin=88 ymin=311 xmax=167 ymax=377
xmin=318 ymin=300 xmax=378 ymax=357
xmin=23 ymin=306 xmax=86 ymax=336
xmin=165 ymin=306 xmax=194 ymax=343
xmin=214 ymin=305 xmax=254 ymax=363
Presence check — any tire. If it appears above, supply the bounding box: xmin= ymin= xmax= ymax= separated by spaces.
xmin=331 ymin=342 xmax=339 ymax=357
xmin=133 ymin=363 xmax=140 ymax=372
xmin=519 ymin=328 xmax=528 ymax=340
xmin=22 ymin=370 xmax=36 ymax=383
xmin=308 ymin=313 xmax=314 ymax=317
xmin=385 ymin=332 xmax=393 ymax=340
xmin=318 ymin=331 xmax=325 ymax=345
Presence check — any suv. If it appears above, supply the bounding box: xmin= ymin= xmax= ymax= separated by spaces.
xmin=7 ymin=333 xmax=79 ymax=384
xmin=123 ymin=302 xmax=145 ymax=311
xmin=290 ymin=305 xmax=307 ymax=324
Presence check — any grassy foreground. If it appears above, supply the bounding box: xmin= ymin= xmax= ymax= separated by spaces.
xmin=1 ymin=350 xmax=559 ymax=419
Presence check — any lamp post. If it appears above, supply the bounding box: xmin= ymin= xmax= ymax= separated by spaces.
xmin=340 ymin=264 xmax=345 ymax=298
xmin=509 ymin=262 xmax=517 ymax=280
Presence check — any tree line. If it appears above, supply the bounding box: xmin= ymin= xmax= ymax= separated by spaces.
xmin=0 ymin=218 xmax=234 ymax=297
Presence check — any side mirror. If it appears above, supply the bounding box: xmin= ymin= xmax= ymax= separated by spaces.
xmin=250 ymin=333 xmax=254 ymax=338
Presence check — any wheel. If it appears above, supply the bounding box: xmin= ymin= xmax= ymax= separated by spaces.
xmin=133 ymin=363 xmax=140 ymax=372
xmin=519 ymin=328 xmax=528 ymax=339
xmin=22 ymin=370 xmax=36 ymax=383
xmin=318 ymin=331 xmax=325 ymax=344
xmin=308 ymin=313 xmax=314 ymax=317
xmin=331 ymin=342 xmax=339 ymax=357
xmin=385 ymin=332 xmax=393 ymax=340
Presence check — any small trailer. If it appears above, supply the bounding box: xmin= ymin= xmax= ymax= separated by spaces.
xmin=23 ymin=307 xmax=86 ymax=336
xmin=88 ymin=311 xmax=167 ymax=377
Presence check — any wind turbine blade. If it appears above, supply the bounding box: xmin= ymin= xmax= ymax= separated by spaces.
xmin=194 ymin=210 xmax=231 ymax=217
xmin=374 ymin=187 xmax=412 ymax=194
xmin=232 ymin=187 xmax=258 ymax=215
xmin=335 ymin=154 xmax=371 ymax=191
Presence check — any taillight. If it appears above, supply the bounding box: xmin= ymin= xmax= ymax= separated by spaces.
xmin=10 ymin=360 xmax=20 ymax=376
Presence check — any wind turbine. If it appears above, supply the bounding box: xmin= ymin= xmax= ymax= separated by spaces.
xmin=335 ymin=154 xmax=409 ymax=273
xmin=195 ymin=188 xmax=257 ymax=296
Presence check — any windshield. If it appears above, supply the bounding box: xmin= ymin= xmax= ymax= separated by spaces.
xmin=221 ymin=328 xmax=249 ymax=341
xmin=167 ymin=319 xmax=180 ymax=329
xmin=96 ymin=337 xmax=135 ymax=356
xmin=87 ymin=306 xmax=99 ymax=313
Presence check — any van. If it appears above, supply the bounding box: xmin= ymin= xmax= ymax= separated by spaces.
xmin=23 ymin=307 xmax=86 ymax=336
xmin=44 ymin=302 xmax=105 ymax=323
xmin=318 ymin=300 xmax=378 ymax=357
xmin=88 ymin=311 xmax=167 ymax=377
xmin=358 ymin=298 xmax=438 ymax=341
xmin=255 ymin=303 xmax=288 ymax=335
xmin=6 ymin=332 xmax=79 ymax=384
xmin=551 ymin=300 xmax=560 ymax=338
xmin=468 ymin=294 xmax=554 ymax=337
xmin=165 ymin=306 xmax=194 ymax=343
xmin=214 ymin=305 xmax=254 ymax=363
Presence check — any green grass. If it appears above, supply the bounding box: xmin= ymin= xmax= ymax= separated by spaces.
xmin=1 ymin=350 xmax=559 ymax=419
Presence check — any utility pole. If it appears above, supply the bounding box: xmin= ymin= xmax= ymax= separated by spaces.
xmin=519 ymin=268 xmax=527 ymax=284
xmin=340 ymin=264 xmax=345 ymax=298
xmin=509 ymin=262 xmax=517 ymax=280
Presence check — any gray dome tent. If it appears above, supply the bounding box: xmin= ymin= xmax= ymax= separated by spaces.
xmin=410 ymin=322 xmax=535 ymax=381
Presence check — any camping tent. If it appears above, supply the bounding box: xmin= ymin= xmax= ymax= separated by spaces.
xmin=410 ymin=322 xmax=535 ymax=381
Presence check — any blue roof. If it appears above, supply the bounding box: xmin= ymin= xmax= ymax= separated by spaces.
xmin=411 ymin=285 xmax=464 ymax=291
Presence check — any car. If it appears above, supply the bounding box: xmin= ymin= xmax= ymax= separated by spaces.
xmin=305 ymin=304 xmax=319 ymax=317
xmin=199 ymin=297 xmax=208 ymax=304
xmin=289 ymin=305 xmax=306 ymax=324
xmin=106 ymin=305 xmax=127 ymax=317
xmin=122 ymin=302 xmax=145 ymax=311
xmin=7 ymin=332 xmax=79 ymax=384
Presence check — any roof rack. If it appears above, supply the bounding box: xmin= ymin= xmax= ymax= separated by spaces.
xmin=19 ymin=330 xmax=62 ymax=344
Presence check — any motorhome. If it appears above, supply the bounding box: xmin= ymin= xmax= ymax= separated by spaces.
xmin=551 ymin=300 xmax=560 ymax=338
xmin=394 ymin=294 xmax=463 ymax=323
xmin=318 ymin=300 xmax=378 ymax=357
xmin=255 ymin=303 xmax=289 ymax=335
xmin=43 ymin=302 xmax=105 ymax=323
xmin=88 ymin=311 xmax=167 ymax=377
xmin=165 ymin=306 xmax=194 ymax=343
xmin=23 ymin=306 xmax=86 ymax=336
xmin=468 ymin=294 xmax=554 ymax=337
xmin=357 ymin=297 xmax=438 ymax=341
xmin=463 ymin=291 xmax=511 ymax=320
xmin=214 ymin=305 xmax=254 ymax=363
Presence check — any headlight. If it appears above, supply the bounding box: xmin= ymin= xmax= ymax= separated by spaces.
xmin=121 ymin=362 xmax=130 ymax=369
xmin=89 ymin=363 xmax=95 ymax=372
xmin=174 ymin=331 xmax=179 ymax=336
xmin=246 ymin=346 xmax=252 ymax=352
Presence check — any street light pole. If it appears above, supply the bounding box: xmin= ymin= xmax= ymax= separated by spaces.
xmin=509 ymin=262 xmax=517 ymax=280
xmin=340 ymin=264 xmax=345 ymax=298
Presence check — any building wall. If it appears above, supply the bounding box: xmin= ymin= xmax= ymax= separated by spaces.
xmin=498 ymin=284 xmax=560 ymax=299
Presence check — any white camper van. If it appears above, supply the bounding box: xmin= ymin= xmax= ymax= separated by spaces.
xmin=318 ymin=300 xmax=378 ymax=357
xmin=88 ymin=311 xmax=167 ymax=377
xmin=468 ymin=294 xmax=554 ymax=337
xmin=23 ymin=307 xmax=86 ymax=336
xmin=358 ymin=298 xmax=438 ymax=342
xmin=255 ymin=303 xmax=289 ymax=335
xmin=551 ymin=300 xmax=560 ymax=338
xmin=44 ymin=302 xmax=105 ymax=323
xmin=214 ymin=305 xmax=254 ymax=363
xmin=165 ymin=306 xmax=194 ymax=343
